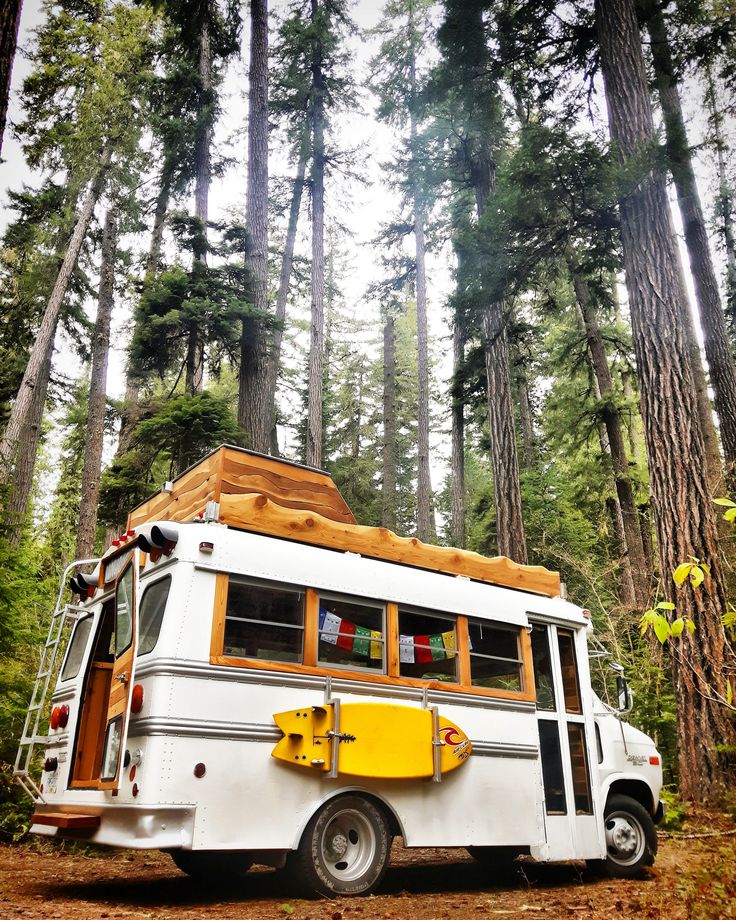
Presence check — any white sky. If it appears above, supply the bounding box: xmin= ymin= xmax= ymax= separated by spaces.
xmin=1 ymin=0 xmax=734 ymax=513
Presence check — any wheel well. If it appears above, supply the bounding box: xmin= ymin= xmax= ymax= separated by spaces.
xmin=322 ymin=790 xmax=404 ymax=839
xmin=607 ymin=779 xmax=654 ymax=814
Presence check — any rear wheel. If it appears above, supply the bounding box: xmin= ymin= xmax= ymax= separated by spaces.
xmin=588 ymin=794 xmax=657 ymax=878
xmin=170 ymin=849 xmax=253 ymax=880
xmin=288 ymin=795 xmax=391 ymax=897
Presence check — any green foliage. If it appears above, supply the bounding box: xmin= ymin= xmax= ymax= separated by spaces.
xmin=659 ymin=786 xmax=687 ymax=831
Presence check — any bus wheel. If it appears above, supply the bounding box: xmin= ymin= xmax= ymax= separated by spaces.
xmin=290 ymin=795 xmax=391 ymax=897
xmin=589 ymin=794 xmax=657 ymax=879
xmin=170 ymin=849 xmax=253 ymax=880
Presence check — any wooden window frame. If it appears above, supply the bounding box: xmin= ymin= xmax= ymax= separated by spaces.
xmin=210 ymin=572 xmax=536 ymax=703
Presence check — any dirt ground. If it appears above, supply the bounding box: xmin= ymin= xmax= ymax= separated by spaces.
xmin=1 ymin=812 xmax=735 ymax=920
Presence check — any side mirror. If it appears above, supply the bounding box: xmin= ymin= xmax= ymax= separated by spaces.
xmin=616 ymin=675 xmax=632 ymax=713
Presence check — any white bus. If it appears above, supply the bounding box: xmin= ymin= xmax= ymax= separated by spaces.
xmin=16 ymin=446 xmax=663 ymax=897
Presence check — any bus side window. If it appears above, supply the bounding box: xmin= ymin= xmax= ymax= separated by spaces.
xmin=224 ymin=579 xmax=305 ymax=664
xmin=530 ymin=624 xmax=556 ymax=710
xmin=60 ymin=615 xmax=94 ymax=681
xmin=467 ymin=620 xmax=523 ymax=691
xmin=557 ymin=630 xmax=582 ymax=713
xmin=397 ymin=608 xmax=458 ymax=682
xmin=318 ymin=595 xmax=385 ymax=672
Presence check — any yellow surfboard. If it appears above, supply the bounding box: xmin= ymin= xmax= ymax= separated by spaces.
xmin=272 ymin=702 xmax=471 ymax=779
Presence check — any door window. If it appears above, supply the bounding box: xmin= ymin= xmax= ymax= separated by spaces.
xmin=115 ymin=564 xmax=134 ymax=657
xmin=530 ymin=624 xmax=556 ymax=710
xmin=538 ymin=719 xmax=567 ymax=815
xmin=557 ymin=630 xmax=582 ymax=713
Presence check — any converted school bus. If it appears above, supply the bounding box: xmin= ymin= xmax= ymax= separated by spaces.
xmin=16 ymin=446 xmax=663 ymax=897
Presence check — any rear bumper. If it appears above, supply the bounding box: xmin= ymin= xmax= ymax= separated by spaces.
xmin=30 ymin=803 xmax=196 ymax=849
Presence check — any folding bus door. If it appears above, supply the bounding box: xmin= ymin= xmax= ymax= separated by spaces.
xmin=530 ymin=622 xmax=599 ymax=861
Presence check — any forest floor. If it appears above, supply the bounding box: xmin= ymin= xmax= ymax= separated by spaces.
xmin=1 ymin=810 xmax=734 ymax=920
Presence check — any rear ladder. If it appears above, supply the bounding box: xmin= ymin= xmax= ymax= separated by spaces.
xmin=14 ymin=558 xmax=98 ymax=802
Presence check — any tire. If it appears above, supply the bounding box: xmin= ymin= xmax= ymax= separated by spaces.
xmin=288 ymin=795 xmax=392 ymax=897
xmin=170 ymin=849 xmax=253 ymax=880
xmin=588 ymin=794 xmax=657 ymax=879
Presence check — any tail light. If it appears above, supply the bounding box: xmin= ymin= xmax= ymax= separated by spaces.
xmin=130 ymin=684 xmax=144 ymax=714
xmin=50 ymin=707 xmax=61 ymax=730
xmin=58 ymin=704 xmax=70 ymax=728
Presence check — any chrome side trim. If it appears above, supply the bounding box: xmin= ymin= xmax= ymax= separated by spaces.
xmin=128 ymin=715 xmax=538 ymax=761
xmin=133 ymin=658 xmax=536 ymax=713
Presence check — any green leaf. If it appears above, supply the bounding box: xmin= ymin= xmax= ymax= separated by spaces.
xmin=673 ymin=563 xmax=692 ymax=585
xmin=280 ymin=905 xmax=295 ymax=916
xmin=724 ymin=508 xmax=736 ymax=523
xmin=656 ymin=601 xmax=675 ymax=611
xmin=690 ymin=566 xmax=705 ymax=588
xmin=727 ymin=682 xmax=733 ymax=707
xmin=723 ymin=609 xmax=736 ymax=628
xmin=685 ymin=618 xmax=696 ymax=634
xmin=671 ymin=618 xmax=685 ymax=637
xmin=653 ymin=615 xmax=671 ymax=645
xmin=713 ymin=498 xmax=736 ymax=507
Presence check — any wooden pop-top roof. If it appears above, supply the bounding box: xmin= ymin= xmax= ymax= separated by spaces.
xmin=127 ymin=445 xmax=561 ymax=598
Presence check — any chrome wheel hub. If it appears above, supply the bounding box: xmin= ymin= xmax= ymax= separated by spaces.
xmin=320 ymin=808 xmax=377 ymax=881
xmin=605 ymin=812 xmax=645 ymax=865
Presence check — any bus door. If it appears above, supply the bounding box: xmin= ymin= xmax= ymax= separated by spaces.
xmin=530 ymin=621 xmax=599 ymax=860
xmin=71 ymin=550 xmax=138 ymax=789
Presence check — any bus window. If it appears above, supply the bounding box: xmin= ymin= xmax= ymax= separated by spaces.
xmin=318 ymin=596 xmax=384 ymax=672
xmin=467 ymin=620 xmax=522 ymax=691
xmin=530 ymin=624 xmax=556 ymax=710
xmin=398 ymin=608 xmax=458 ymax=682
xmin=568 ymin=723 xmax=593 ymax=814
xmin=538 ymin=720 xmax=567 ymax=815
xmin=557 ymin=630 xmax=582 ymax=713
xmin=60 ymin=615 xmax=94 ymax=681
xmin=224 ymin=580 xmax=305 ymax=663
xmin=137 ymin=576 xmax=171 ymax=656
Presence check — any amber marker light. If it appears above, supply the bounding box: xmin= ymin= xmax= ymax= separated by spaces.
xmin=649 ymin=755 xmax=660 ymax=766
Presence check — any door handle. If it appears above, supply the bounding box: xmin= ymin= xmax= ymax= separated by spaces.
xmin=116 ymin=672 xmax=128 ymax=685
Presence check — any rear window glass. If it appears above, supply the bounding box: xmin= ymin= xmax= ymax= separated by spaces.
xmin=138 ymin=576 xmax=171 ymax=656
xmin=61 ymin=616 xmax=94 ymax=681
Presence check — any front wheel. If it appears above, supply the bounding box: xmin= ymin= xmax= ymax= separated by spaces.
xmin=588 ymin=794 xmax=657 ymax=878
xmin=288 ymin=795 xmax=392 ymax=897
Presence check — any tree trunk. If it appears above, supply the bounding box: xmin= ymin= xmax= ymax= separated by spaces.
xmin=451 ymin=316 xmax=465 ymax=549
xmin=706 ymin=66 xmax=736 ymax=331
xmin=186 ymin=14 xmax=212 ymax=396
xmin=76 ymin=208 xmax=116 ymax=560
xmin=0 ymin=0 xmax=23 ymax=160
xmin=596 ymin=0 xmax=735 ymax=802
xmin=516 ymin=359 xmax=536 ymax=470
xmin=644 ymin=1 xmax=736 ymax=484
xmin=265 ymin=130 xmax=308 ymax=450
xmin=238 ymin=0 xmax=270 ymax=453
xmin=571 ymin=264 xmax=650 ymax=608
xmin=0 ymin=149 xmax=110 ymax=488
xmin=382 ymin=314 xmax=397 ymax=532
xmin=306 ymin=0 xmax=325 ymax=469
xmin=6 ymin=333 xmax=54 ymax=546
xmin=409 ymin=39 xmax=433 ymax=542
xmin=118 ymin=173 xmax=170 ymax=455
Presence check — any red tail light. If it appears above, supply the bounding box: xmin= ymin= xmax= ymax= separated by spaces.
xmin=58 ymin=704 xmax=70 ymax=728
xmin=130 ymin=684 xmax=144 ymax=714
xmin=50 ymin=707 xmax=61 ymax=730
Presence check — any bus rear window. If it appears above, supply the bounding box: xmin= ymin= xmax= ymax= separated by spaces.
xmin=398 ymin=608 xmax=458 ymax=682
xmin=60 ymin=616 xmax=94 ymax=681
xmin=224 ymin=580 xmax=305 ymax=663
xmin=137 ymin=576 xmax=171 ymax=656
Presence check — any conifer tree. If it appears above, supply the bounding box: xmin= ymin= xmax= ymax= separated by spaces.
xmin=0 ymin=0 xmax=23 ymax=159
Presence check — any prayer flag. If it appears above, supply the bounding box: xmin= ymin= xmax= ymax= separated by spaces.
xmin=442 ymin=630 xmax=456 ymax=654
xmin=370 ymin=630 xmax=382 ymax=660
xmin=415 ymin=635 xmax=433 ymax=665
xmin=399 ymin=634 xmax=415 ymax=663
xmin=321 ymin=610 xmax=340 ymax=645
xmin=353 ymin=625 xmax=370 ymax=657
xmin=429 ymin=634 xmax=445 ymax=661
xmin=336 ymin=618 xmax=356 ymax=650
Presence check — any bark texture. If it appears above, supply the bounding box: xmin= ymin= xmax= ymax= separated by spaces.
xmin=451 ymin=317 xmax=465 ymax=549
xmin=306 ymin=0 xmax=325 ymax=469
xmin=596 ymin=0 xmax=735 ymax=802
xmin=645 ymin=1 xmax=736 ymax=483
xmin=0 ymin=0 xmax=23 ymax=160
xmin=76 ymin=209 xmax=117 ymax=560
xmin=382 ymin=315 xmax=397 ymax=532
xmin=571 ymin=265 xmax=649 ymax=608
xmin=0 ymin=150 xmax=110 ymax=489
xmin=238 ymin=0 xmax=270 ymax=452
